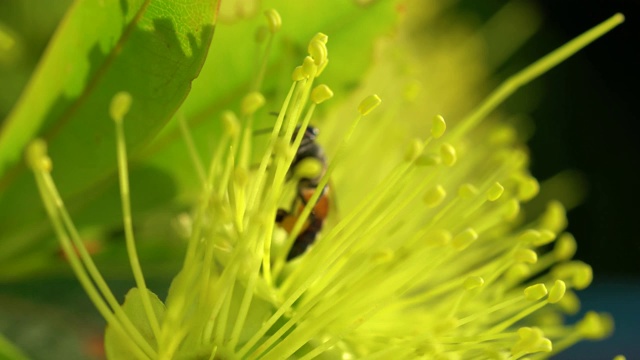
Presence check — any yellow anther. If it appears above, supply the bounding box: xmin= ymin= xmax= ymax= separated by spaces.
xmin=552 ymin=261 xmax=593 ymax=290
xmin=503 ymin=199 xmax=520 ymax=220
xmin=26 ymin=139 xmax=51 ymax=172
xmin=440 ymin=143 xmax=457 ymax=166
xmin=517 ymin=176 xmax=539 ymax=201
xmin=548 ymin=280 xmax=566 ymax=303
xmin=358 ymin=94 xmax=382 ymax=116
xmin=312 ymin=32 xmax=328 ymax=44
xmin=302 ymin=56 xmax=317 ymax=78
xmin=512 ymin=149 xmax=528 ymax=168
xmin=540 ymin=201 xmax=567 ymax=233
xmin=26 ymin=139 xmax=46 ymax=167
xmin=517 ymin=229 xmax=540 ymax=245
xmin=554 ymin=233 xmax=577 ymax=261
xmin=524 ymin=283 xmax=548 ymax=300
xmin=511 ymin=327 xmax=552 ymax=356
xmin=423 ymin=185 xmax=446 ymax=208
xmin=452 ymin=228 xmax=478 ymax=251
xmin=506 ymin=263 xmax=530 ymax=283
xmin=308 ymin=39 xmax=328 ymax=66
xmin=458 ymin=183 xmax=478 ymax=199
xmin=577 ymin=311 xmax=614 ymax=339
xmin=241 ymin=92 xmax=265 ymax=115
xmin=484 ymin=182 xmax=504 ymax=201
xmin=405 ymin=138 xmax=424 ymax=162
xmin=515 ymin=249 xmax=538 ymax=264
xmin=431 ymin=114 xmax=446 ymax=139
xmin=613 ymin=355 xmax=627 ymax=360
xmin=311 ymin=84 xmax=334 ymax=104
xmin=464 ymin=276 xmax=484 ymax=290
xmin=573 ymin=263 xmax=593 ymax=290
xmin=264 ymin=9 xmax=282 ymax=33
xmin=109 ymin=91 xmax=132 ymax=123
xmin=534 ymin=230 xmax=556 ymax=246
xmin=292 ymin=66 xmax=305 ymax=81
xmin=557 ymin=290 xmax=580 ymax=315
xmin=222 ymin=111 xmax=240 ymax=136
xmin=40 ymin=157 xmax=52 ymax=173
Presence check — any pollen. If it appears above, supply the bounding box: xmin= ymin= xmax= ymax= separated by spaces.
xmin=109 ymin=91 xmax=132 ymax=123
xmin=264 ymin=9 xmax=282 ymax=33
xmin=458 ymin=183 xmax=478 ymax=199
xmin=292 ymin=65 xmax=305 ymax=81
xmin=431 ymin=114 xmax=446 ymax=138
xmin=423 ymin=185 xmax=446 ymax=207
xmin=548 ymin=280 xmax=566 ymax=303
xmin=554 ymin=233 xmax=577 ymax=260
xmin=308 ymin=39 xmax=328 ymax=66
xmin=451 ymin=228 xmax=478 ymax=250
xmin=511 ymin=327 xmax=552 ymax=356
xmin=302 ymin=56 xmax=318 ymax=78
xmin=515 ymin=248 xmax=538 ymax=264
xmin=357 ymin=94 xmax=382 ymax=116
xmin=311 ymin=84 xmax=334 ymax=104
xmin=241 ymin=91 xmax=266 ymax=115
xmin=404 ymin=138 xmax=424 ymax=162
xmin=524 ymin=283 xmax=548 ymax=300
xmin=486 ymin=181 xmax=504 ymax=201
xmin=577 ymin=312 xmax=614 ymax=339
xmin=26 ymin=139 xmax=51 ymax=172
xmin=440 ymin=143 xmax=457 ymax=166
xmin=222 ymin=110 xmax=240 ymax=136
xmin=517 ymin=175 xmax=539 ymax=201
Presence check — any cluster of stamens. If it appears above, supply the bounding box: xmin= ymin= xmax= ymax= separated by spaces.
xmin=25 ymin=8 xmax=624 ymax=360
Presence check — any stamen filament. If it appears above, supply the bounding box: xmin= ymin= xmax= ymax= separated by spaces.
xmin=178 ymin=112 xmax=207 ymax=186
xmin=450 ymin=13 xmax=624 ymax=141
xmin=30 ymin=156 xmax=155 ymax=358
xmin=114 ymin=108 xmax=161 ymax=341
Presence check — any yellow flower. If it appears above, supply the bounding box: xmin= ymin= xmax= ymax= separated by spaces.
xmin=27 ymin=2 xmax=624 ymax=359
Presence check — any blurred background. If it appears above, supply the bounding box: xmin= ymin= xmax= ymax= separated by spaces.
xmin=1 ymin=0 xmax=638 ymax=359
xmin=481 ymin=0 xmax=640 ymax=358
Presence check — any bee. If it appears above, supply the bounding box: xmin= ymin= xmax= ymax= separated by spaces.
xmin=275 ymin=125 xmax=330 ymax=260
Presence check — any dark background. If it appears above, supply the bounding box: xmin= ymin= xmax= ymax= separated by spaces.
xmin=463 ymin=0 xmax=639 ymax=278
xmin=508 ymin=1 xmax=639 ymax=358
xmin=531 ymin=0 xmax=639 ymax=279
xmin=459 ymin=1 xmax=638 ymax=358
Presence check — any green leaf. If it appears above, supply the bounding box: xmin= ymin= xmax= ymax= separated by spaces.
xmin=104 ymin=287 xmax=165 ymax=359
xmin=0 ymin=0 xmax=219 ymax=273
xmin=0 ymin=1 xmax=74 ymax=119
xmin=0 ymin=333 xmax=29 ymax=360
xmin=140 ymin=0 xmax=400 ymax=199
